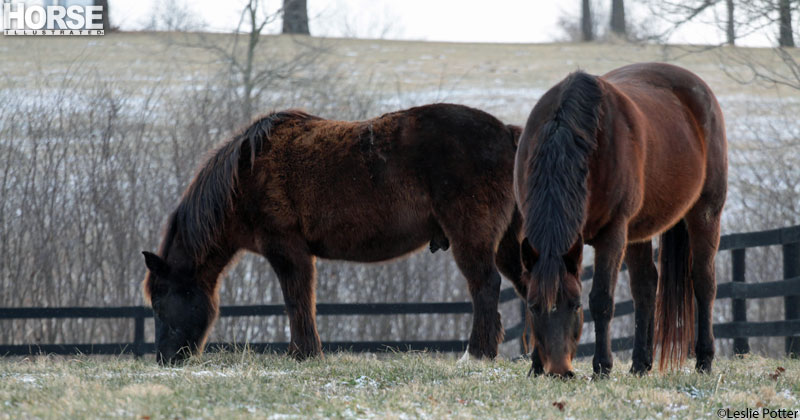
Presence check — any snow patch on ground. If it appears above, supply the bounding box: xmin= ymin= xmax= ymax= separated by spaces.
xmin=323 ymin=375 xmax=381 ymax=390
xmin=352 ymin=375 xmax=378 ymax=388
xmin=3 ymin=368 xmax=293 ymax=383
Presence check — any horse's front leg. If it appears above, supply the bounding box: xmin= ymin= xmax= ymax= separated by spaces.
xmin=266 ymin=247 xmax=322 ymax=360
xmin=529 ymin=345 xmax=545 ymax=376
xmin=589 ymin=222 xmax=627 ymax=376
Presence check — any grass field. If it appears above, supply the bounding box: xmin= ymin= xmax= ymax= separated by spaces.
xmin=1 ymin=352 xmax=798 ymax=419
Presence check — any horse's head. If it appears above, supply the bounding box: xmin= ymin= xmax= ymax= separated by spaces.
xmin=142 ymin=250 xmax=216 ymax=365
xmin=520 ymin=238 xmax=584 ymax=378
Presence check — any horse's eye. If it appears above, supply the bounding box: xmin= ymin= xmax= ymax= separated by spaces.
xmin=572 ymin=302 xmax=582 ymax=312
xmin=529 ymin=303 xmax=542 ymax=313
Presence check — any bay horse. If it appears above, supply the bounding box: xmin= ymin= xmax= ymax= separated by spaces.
xmin=514 ymin=63 xmax=727 ymax=377
xmin=142 ymin=103 xmax=526 ymax=365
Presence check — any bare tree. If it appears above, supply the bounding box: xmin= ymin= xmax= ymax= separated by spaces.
xmin=725 ymin=0 xmax=736 ymax=45
xmin=721 ymin=47 xmax=800 ymax=90
xmin=282 ymin=0 xmax=310 ymax=35
xmin=778 ymin=0 xmax=795 ymax=47
xmin=561 ymin=0 xmax=648 ymax=42
xmin=652 ymin=0 xmax=800 ymax=47
xmin=649 ymin=0 xmax=737 ymax=45
xmin=739 ymin=0 xmax=796 ymax=47
xmin=237 ymin=0 xmax=276 ymax=119
xmin=610 ymin=0 xmax=626 ymax=38
xmin=582 ymin=0 xmax=595 ymax=41
xmin=167 ymin=0 xmax=324 ymax=122
xmin=735 ymin=0 xmax=797 ymax=47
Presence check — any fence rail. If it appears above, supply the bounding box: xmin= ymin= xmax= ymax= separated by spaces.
xmin=1 ymin=225 xmax=799 ymax=358
xmin=576 ymin=224 xmax=800 ymax=357
xmin=0 ymin=285 xmax=524 ymax=357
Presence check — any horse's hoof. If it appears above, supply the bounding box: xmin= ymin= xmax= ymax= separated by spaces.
xmin=289 ymin=343 xmax=323 ymax=361
xmin=630 ymin=361 xmax=652 ymax=376
xmin=592 ymin=358 xmax=613 ymax=377
xmin=592 ymin=363 xmax=612 ymax=379
xmin=695 ymin=359 xmax=713 ymax=374
xmin=457 ymin=347 xmax=473 ymax=365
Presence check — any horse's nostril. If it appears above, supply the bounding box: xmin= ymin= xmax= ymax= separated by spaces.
xmin=565 ymin=370 xmax=575 ymax=379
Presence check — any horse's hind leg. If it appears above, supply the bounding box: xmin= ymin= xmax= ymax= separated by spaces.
xmin=686 ymin=198 xmax=724 ymax=373
xmin=625 ymin=240 xmax=658 ymax=375
xmin=449 ymin=239 xmax=504 ymax=359
xmin=265 ymin=244 xmax=322 ymax=360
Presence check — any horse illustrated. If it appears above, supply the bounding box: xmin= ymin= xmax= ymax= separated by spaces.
xmin=514 ymin=63 xmax=727 ymax=377
xmin=142 ymin=103 xmax=526 ymax=364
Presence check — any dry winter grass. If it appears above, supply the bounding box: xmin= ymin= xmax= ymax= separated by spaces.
xmin=3 ymin=32 xmax=798 ymax=125
xmin=1 ymin=351 xmax=798 ymax=419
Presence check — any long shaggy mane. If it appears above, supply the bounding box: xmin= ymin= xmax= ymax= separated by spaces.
xmin=167 ymin=110 xmax=317 ymax=263
xmin=524 ymin=71 xmax=603 ymax=309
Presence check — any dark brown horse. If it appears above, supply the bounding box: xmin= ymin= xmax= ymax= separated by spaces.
xmin=142 ymin=103 xmax=526 ymax=364
xmin=514 ymin=63 xmax=727 ymax=377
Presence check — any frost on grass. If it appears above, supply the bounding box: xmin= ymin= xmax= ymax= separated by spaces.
xmin=0 ymin=354 xmax=799 ymax=419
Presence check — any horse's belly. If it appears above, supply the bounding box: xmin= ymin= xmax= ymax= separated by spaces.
xmin=303 ymin=195 xmax=437 ymax=262
xmin=310 ymin=224 xmax=432 ymax=263
xmin=627 ymin=171 xmax=704 ymax=241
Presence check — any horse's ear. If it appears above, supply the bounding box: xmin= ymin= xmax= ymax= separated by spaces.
xmin=563 ymin=236 xmax=583 ymax=275
xmin=520 ymin=238 xmax=539 ymax=272
xmin=142 ymin=251 xmax=170 ymax=277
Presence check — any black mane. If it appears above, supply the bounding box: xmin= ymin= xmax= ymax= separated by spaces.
xmin=524 ymin=71 xmax=602 ymax=308
xmin=166 ymin=110 xmax=316 ymax=262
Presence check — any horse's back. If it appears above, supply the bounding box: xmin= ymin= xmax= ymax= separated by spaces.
xmin=601 ymin=63 xmax=727 ymax=240
xmin=401 ymin=104 xmax=518 ymax=248
xmin=603 ymin=62 xmax=725 ymax=152
xmin=397 ymin=104 xmax=517 ymax=203
xmin=256 ymin=104 xmax=516 ymax=262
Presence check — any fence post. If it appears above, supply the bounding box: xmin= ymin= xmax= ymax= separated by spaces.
xmin=731 ymin=248 xmax=749 ymax=355
xmin=133 ymin=309 xmax=145 ymax=358
xmin=784 ymin=242 xmax=800 ymax=358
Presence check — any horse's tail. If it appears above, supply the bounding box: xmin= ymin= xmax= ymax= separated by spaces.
xmin=654 ymin=219 xmax=694 ymax=370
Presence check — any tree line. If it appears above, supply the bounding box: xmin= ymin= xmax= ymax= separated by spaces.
xmin=581 ymin=0 xmax=796 ymax=47
xmin=96 ymin=0 xmax=795 ymax=47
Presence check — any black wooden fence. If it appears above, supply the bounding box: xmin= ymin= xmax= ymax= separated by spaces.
xmin=0 ymin=287 xmax=526 ymax=357
xmin=1 ymin=225 xmax=799 ymax=358
xmin=575 ymin=224 xmax=800 ymax=357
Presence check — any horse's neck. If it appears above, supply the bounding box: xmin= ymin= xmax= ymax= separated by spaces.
xmin=169 ymin=232 xmax=239 ymax=297
xmin=196 ymin=247 xmax=239 ymax=297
